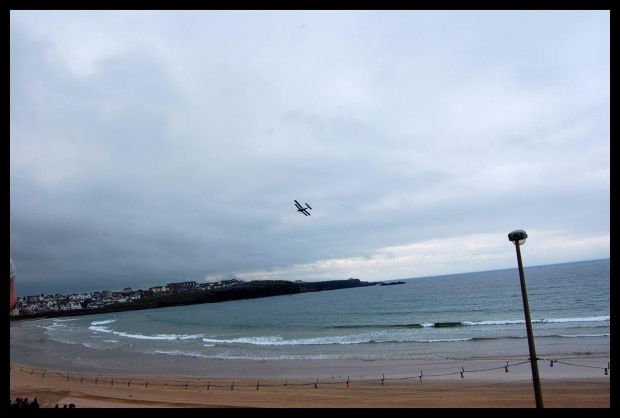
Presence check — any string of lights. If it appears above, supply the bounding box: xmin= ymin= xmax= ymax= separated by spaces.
xmin=10 ymin=356 xmax=609 ymax=391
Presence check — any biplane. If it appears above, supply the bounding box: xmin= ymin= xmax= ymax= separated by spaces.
xmin=294 ymin=200 xmax=312 ymax=216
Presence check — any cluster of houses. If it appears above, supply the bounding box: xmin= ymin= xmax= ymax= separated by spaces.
xmin=10 ymin=279 xmax=243 ymax=317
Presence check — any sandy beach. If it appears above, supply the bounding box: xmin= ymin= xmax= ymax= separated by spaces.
xmin=9 ymin=356 xmax=610 ymax=408
xmin=10 ymin=312 xmax=611 ymax=408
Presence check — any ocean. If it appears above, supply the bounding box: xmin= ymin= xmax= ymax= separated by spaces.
xmin=10 ymin=259 xmax=610 ymax=365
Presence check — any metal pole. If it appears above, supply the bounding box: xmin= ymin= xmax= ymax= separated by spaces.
xmin=514 ymin=242 xmax=544 ymax=408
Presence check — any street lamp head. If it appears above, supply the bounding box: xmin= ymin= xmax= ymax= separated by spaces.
xmin=508 ymin=229 xmax=528 ymax=246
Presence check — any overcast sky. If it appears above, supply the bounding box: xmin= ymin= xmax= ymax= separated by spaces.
xmin=10 ymin=10 xmax=610 ymax=296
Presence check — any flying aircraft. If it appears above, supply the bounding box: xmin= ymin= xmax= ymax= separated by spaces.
xmin=294 ymin=200 xmax=312 ymax=216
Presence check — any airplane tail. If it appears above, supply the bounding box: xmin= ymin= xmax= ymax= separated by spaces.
xmin=305 ymin=204 xmax=312 ymax=209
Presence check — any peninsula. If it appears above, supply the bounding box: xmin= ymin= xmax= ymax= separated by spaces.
xmin=10 ymin=278 xmax=376 ymax=321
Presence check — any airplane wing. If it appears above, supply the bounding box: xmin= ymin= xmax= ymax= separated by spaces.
xmin=295 ymin=200 xmax=312 ymax=215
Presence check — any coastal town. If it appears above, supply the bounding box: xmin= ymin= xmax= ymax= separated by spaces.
xmin=9 ymin=279 xmax=244 ymax=318
xmin=10 ymin=277 xmax=374 ymax=319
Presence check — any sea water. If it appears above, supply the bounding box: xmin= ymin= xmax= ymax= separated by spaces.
xmin=11 ymin=259 xmax=610 ymax=362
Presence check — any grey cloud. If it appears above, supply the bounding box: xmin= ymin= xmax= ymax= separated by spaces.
xmin=10 ymin=11 xmax=609 ymax=296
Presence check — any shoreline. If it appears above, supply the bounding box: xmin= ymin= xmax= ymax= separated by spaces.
xmin=10 ymin=319 xmax=611 ymax=408
xmin=10 ymin=318 xmax=610 ymax=380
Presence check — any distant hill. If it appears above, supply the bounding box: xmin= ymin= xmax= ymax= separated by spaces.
xmin=10 ymin=278 xmax=376 ymax=320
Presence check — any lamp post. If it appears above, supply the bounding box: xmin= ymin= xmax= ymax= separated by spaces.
xmin=508 ymin=229 xmax=543 ymax=408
